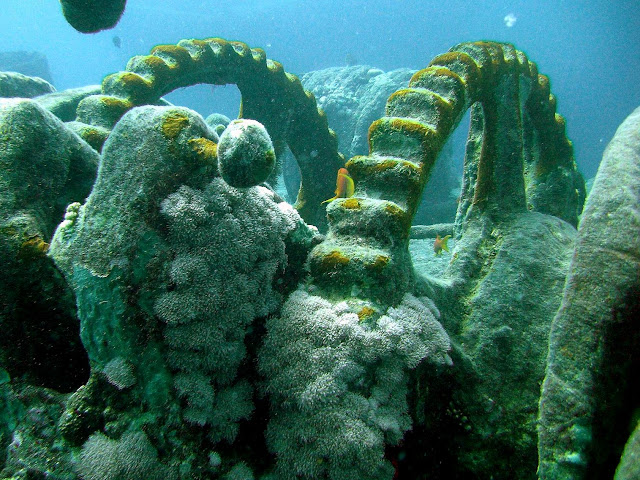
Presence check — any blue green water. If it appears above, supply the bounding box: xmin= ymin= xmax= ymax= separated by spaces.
xmin=1 ymin=0 xmax=639 ymax=179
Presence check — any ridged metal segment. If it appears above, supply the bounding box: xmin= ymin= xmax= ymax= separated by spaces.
xmin=75 ymin=37 xmax=345 ymax=230
xmin=310 ymin=41 xmax=583 ymax=305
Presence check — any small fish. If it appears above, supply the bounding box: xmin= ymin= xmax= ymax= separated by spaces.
xmin=433 ymin=234 xmax=451 ymax=256
xmin=112 ymin=35 xmax=122 ymax=48
xmin=322 ymin=167 xmax=355 ymax=203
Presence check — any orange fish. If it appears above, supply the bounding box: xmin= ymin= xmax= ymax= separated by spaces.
xmin=322 ymin=167 xmax=355 ymax=203
xmin=433 ymin=234 xmax=451 ymax=255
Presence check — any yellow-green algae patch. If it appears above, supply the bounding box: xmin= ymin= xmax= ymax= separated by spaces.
xmin=77 ymin=126 xmax=109 ymax=151
xmin=188 ymin=138 xmax=218 ymax=164
xmin=130 ymin=55 xmax=172 ymax=79
xmin=347 ymin=156 xmax=421 ymax=175
xmin=383 ymin=203 xmax=412 ymax=235
xmin=18 ymin=235 xmax=50 ymax=260
xmin=100 ymin=96 xmax=132 ymax=110
xmin=410 ymin=66 xmax=466 ymax=87
xmin=369 ymin=118 xmax=440 ymax=164
xmin=162 ymin=113 xmax=190 ymax=139
xmin=314 ymin=249 xmax=350 ymax=274
xmin=151 ymin=45 xmax=193 ymax=66
xmin=341 ymin=198 xmax=361 ymax=210
xmin=116 ymin=72 xmax=152 ymax=90
xmin=140 ymin=55 xmax=167 ymax=70
xmin=357 ymin=305 xmax=375 ymax=322
xmin=81 ymin=127 xmax=103 ymax=143
xmin=366 ymin=254 xmax=390 ymax=273
xmin=428 ymin=51 xmax=481 ymax=86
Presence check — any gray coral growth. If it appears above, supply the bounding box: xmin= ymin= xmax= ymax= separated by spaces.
xmin=77 ymin=430 xmax=177 ymax=480
xmin=157 ymin=179 xmax=299 ymax=437
xmin=259 ymin=289 xmax=450 ymax=479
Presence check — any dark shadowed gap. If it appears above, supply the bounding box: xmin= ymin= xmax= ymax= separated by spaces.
xmin=588 ymin=286 xmax=640 ymax=478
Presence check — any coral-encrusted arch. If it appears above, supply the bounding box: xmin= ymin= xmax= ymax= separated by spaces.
xmin=74 ymin=38 xmax=345 ymax=230
xmin=308 ymin=41 xmax=585 ymax=305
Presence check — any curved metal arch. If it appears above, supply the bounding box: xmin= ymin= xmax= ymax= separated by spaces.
xmin=74 ymin=38 xmax=345 ymax=230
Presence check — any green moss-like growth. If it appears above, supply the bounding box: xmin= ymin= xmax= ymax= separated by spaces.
xmin=58 ymin=376 xmax=106 ymax=447
xmin=368 ymin=117 xmax=440 ymax=165
xmin=217 ymin=119 xmax=276 ymax=188
xmin=366 ymin=254 xmax=390 ymax=272
xmin=386 ymin=88 xmax=455 ymax=133
xmin=538 ymin=105 xmax=640 ymax=479
xmin=151 ymin=44 xmax=193 ymax=66
xmin=102 ymin=72 xmax=154 ymax=106
xmin=17 ymin=234 xmax=49 ymax=260
xmin=65 ymin=121 xmax=110 ymax=152
xmin=409 ymin=67 xmax=468 ymax=112
xmin=0 ymin=98 xmax=96 ymax=392
xmin=428 ymin=51 xmax=482 ymax=92
xmin=76 ymin=94 xmax=133 ymax=129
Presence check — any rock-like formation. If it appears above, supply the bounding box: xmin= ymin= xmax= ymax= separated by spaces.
xmin=0 ymin=98 xmax=98 ymax=393
xmin=0 ymin=71 xmax=55 ymax=98
xmin=0 ymin=96 xmax=97 ymax=476
xmin=217 ymin=118 xmax=275 ymax=188
xmin=260 ymin=290 xmax=450 ymax=480
xmin=205 ymin=112 xmax=231 ymax=136
xmin=35 ymin=85 xmax=101 ymax=122
xmin=0 ymin=51 xmax=54 ymax=84
xmin=0 ymin=381 xmax=70 ymax=477
xmin=59 ymin=0 xmax=127 ymax=33
xmin=422 ymin=212 xmax=576 ymax=479
xmin=537 ymin=105 xmax=640 ymax=479
xmin=48 ymin=105 xmax=319 ymax=477
xmin=301 ymin=66 xmax=415 ymax=159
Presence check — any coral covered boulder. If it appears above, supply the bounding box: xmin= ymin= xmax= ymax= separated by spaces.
xmin=49 ymin=104 xmax=319 ymax=477
xmin=421 ymin=211 xmax=577 ymax=479
xmin=260 ymin=288 xmax=451 ymax=479
xmin=538 ymin=105 xmax=640 ymax=479
xmin=0 ymin=98 xmax=97 ymax=391
xmin=0 ymin=71 xmax=55 ymax=98
xmin=301 ymin=66 xmax=415 ymax=159
xmin=217 ymin=118 xmax=276 ymax=188
xmin=35 ymin=85 xmax=101 ymax=122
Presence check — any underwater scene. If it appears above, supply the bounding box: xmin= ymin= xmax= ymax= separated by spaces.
xmin=0 ymin=1 xmax=639 ymax=479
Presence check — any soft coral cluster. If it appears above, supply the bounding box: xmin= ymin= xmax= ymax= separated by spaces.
xmin=156 ymin=179 xmax=299 ymax=439
xmin=259 ymin=288 xmax=450 ymax=479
